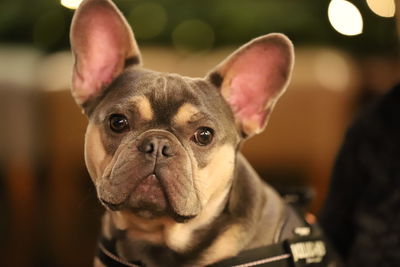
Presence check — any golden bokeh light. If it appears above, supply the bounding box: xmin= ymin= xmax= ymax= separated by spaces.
xmin=366 ymin=0 xmax=395 ymax=18
xmin=172 ymin=20 xmax=214 ymax=53
xmin=128 ymin=3 xmax=167 ymax=40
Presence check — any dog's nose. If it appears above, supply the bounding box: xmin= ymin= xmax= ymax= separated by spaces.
xmin=138 ymin=136 xmax=175 ymax=158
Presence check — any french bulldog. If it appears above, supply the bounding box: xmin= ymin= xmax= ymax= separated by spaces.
xmin=70 ymin=0 xmax=324 ymax=266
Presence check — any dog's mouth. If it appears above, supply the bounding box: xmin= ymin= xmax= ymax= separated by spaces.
xmin=129 ymin=173 xmax=168 ymax=214
xmin=99 ymin=173 xmax=198 ymax=222
xmin=100 ymin=173 xmax=167 ymax=212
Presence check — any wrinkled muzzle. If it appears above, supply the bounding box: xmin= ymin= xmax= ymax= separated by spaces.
xmin=97 ymin=130 xmax=201 ymax=221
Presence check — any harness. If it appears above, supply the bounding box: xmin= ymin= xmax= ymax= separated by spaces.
xmin=97 ymin=224 xmax=334 ymax=267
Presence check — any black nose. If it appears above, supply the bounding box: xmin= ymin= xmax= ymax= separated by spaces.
xmin=138 ymin=136 xmax=175 ymax=158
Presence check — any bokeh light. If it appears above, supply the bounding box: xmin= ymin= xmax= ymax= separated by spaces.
xmin=128 ymin=3 xmax=167 ymax=40
xmin=328 ymin=0 xmax=363 ymax=36
xmin=366 ymin=0 xmax=395 ymax=18
xmin=172 ymin=20 xmax=214 ymax=53
xmin=314 ymin=49 xmax=351 ymax=92
xmin=60 ymin=0 xmax=82 ymax=10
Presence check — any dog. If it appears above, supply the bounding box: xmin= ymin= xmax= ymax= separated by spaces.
xmin=69 ymin=0 xmax=333 ymax=266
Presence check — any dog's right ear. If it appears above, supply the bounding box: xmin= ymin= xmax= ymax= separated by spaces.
xmin=206 ymin=34 xmax=293 ymax=138
xmin=70 ymin=0 xmax=141 ymax=107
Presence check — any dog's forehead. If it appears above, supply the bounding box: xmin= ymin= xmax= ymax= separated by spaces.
xmin=93 ymin=68 xmax=230 ymax=126
xmin=139 ymin=71 xmax=201 ymax=124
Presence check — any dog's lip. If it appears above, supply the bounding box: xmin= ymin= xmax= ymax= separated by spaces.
xmin=131 ymin=173 xmax=161 ymax=192
xmin=170 ymin=213 xmax=196 ymax=223
xmin=99 ymin=173 xmax=161 ymax=212
xmin=100 ymin=198 xmax=125 ymax=211
xmin=129 ymin=173 xmax=198 ymax=222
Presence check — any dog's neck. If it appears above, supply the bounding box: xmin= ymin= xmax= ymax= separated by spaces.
xmin=100 ymin=154 xmax=288 ymax=266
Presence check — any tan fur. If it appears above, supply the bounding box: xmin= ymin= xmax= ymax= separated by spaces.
xmin=199 ymin=224 xmax=244 ymax=265
xmin=94 ymin=257 xmax=106 ymax=267
xmin=85 ymin=123 xmax=111 ymax=181
xmin=130 ymin=95 xmax=153 ymax=121
xmin=112 ymin=211 xmax=168 ymax=245
xmin=101 ymin=212 xmax=113 ymax=240
xmin=195 ymin=145 xmax=236 ymax=206
xmin=172 ymin=103 xmax=200 ymax=126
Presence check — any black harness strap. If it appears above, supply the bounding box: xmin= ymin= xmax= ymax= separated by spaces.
xmin=97 ymin=238 xmax=291 ymax=267
xmin=97 ymin=228 xmax=331 ymax=267
xmin=97 ymin=237 xmax=141 ymax=267
xmin=207 ymin=242 xmax=292 ymax=267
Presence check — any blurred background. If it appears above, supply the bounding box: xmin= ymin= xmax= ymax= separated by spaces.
xmin=0 ymin=0 xmax=399 ymax=266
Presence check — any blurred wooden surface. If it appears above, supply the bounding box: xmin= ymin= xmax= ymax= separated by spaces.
xmin=42 ymin=90 xmax=101 ymax=267
xmin=0 ymin=88 xmax=102 ymax=267
xmin=242 ymin=85 xmax=354 ymax=212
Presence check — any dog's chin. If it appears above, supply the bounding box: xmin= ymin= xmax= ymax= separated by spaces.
xmin=130 ymin=174 xmax=168 ymax=208
xmin=101 ymin=173 xmax=197 ymax=223
xmin=130 ymin=207 xmax=196 ymax=223
xmin=102 ymin=203 xmax=196 ymax=223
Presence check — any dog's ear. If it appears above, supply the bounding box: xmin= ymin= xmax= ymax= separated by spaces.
xmin=207 ymin=34 xmax=294 ymax=137
xmin=70 ymin=0 xmax=141 ymax=106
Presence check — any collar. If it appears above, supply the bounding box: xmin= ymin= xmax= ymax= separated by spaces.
xmin=97 ymin=225 xmax=332 ymax=267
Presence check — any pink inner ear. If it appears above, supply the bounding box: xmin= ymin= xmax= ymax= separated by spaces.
xmin=71 ymin=0 xmax=137 ymax=104
xmin=225 ymin=43 xmax=289 ymax=133
xmin=74 ymin=20 xmax=123 ymax=97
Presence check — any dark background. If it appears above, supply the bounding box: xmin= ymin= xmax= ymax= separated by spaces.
xmin=0 ymin=0 xmax=398 ymax=54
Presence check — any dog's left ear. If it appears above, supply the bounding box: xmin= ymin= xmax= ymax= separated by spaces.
xmin=70 ymin=0 xmax=141 ymax=106
xmin=207 ymin=34 xmax=294 ymax=137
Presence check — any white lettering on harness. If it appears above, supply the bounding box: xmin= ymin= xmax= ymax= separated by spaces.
xmin=290 ymin=240 xmax=326 ymax=263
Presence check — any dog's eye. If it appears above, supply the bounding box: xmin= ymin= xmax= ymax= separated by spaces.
xmin=109 ymin=114 xmax=130 ymax=133
xmin=192 ymin=127 xmax=214 ymax=146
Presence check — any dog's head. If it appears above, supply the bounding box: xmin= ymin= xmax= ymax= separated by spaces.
xmin=70 ymin=0 xmax=293 ymax=222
